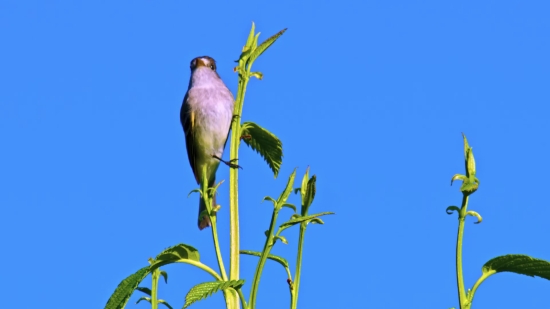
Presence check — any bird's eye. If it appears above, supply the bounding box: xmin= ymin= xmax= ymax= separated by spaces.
xmin=210 ymin=64 xmax=215 ymax=70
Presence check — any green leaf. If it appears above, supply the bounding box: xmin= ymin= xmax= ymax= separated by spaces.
xmin=152 ymin=244 xmax=200 ymax=269
xmin=262 ymin=196 xmax=277 ymax=207
xmin=241 ymin=122 xmax=283 ymax=177
xmin=302 ymin=175 xmax=316 ymax=215
xmin=135 ymin=296 xmax=151 ymax=304
xmin=240 ymin=250 xmax=290 ymax=271
xmin=300 ymin=167 xmax=309 ymax=202
xmin=104 ymin=266 xmax=150 ymax=309
xmin=244 ymin=22 xmax=256 ymax=50
xmin=248 ymin=28 xmax=287 ymax=65
xmin=482 ymin=254 xmax=550 ymax=280
xmin=183 ymin=280 xmax=245 ymax=308
xmin=240 ymin=250 xmax=292 ymax=278
xmin=159 ymin=270 xmax=168 ymax=284
xmin=158 ymin=299 xmax=174 ymax=309
xmin=274 ymin=235 xmax=288 ymax=245
xmin=277 ymin=169 xmax=297 ymax=206
xmin=282 ymin=203 xmax=297 ymax=212
xmin=279 ymin=212 xmax=335 ymax=229
xmin=135 ymin=287 xmax=151 ymax=296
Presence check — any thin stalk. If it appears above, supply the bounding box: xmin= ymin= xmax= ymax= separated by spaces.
xmin=211 ymin=220 xmax=228 ymax=280
xmin=468 ymin=271 xmax=492 ymax=306
xmin=291 ymin=223 xmax=307 ymax=309
xmin=151 ymin=268 xmax=159 ymax=309
xmin=201 ymin=168 xmax=228 ymax=280
xmin=177 ymin=260 xmax=222 ymax=281
xmin=228 ymin=65 xmax=251 ymax=309
xmin=249 ymin=208 xmax=280 ymax=309
xmin=237 ymin=288 xmax=248 ymax=309
xmin=456 ymin=195 xmax=469 ymax=309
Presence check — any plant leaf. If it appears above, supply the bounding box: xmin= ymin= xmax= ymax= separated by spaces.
xmin=302 ymin=174 xmax=316 ymax=215
xmin=159 ymin=270 xmax=168 ymax=284
xmin=276 ymin=169 xmax=297 ymax=206
xmin=279 ymin=212 xmax=335 ymax=229
xmin=241 ymin=122 xmax=283 ymax=177
xmin=183 ymin=280 xmax=245 ymax=308
xmin=240 ymin=250 xmax=290 ymax=270
xmin=135 ymin=287 xmax=151 ymax=296
xmin=482 ymin=254 xmax=550 ymax=280
xmin=135 ymin=296 xmax=151 ymax=304
xmin=104 ymin=266 xmax=150 ymax=309
xmin=248 ymin=28 xmax=287 ymax=65
xmin=152 ymin=244 xmax=200 ymax=269
xmin=240 ymin=250 xmax=291 ymax=278
xmin=158 ymin=299 xmax=174 ymax=309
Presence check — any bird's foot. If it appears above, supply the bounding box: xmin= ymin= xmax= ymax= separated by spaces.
xmin=212 ymin=155 xmax=242 ymax=169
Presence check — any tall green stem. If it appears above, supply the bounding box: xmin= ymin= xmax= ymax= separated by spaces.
xmin=456 ymin=195 xmax=469 ymax=309
xmin=249 ymin=208 xmax=279 ymax=309
xmin=291 ymin=223 xmax=306 ymax=309
xmin=151 ymin=268 xmax=159 ymax=309
xmin=211 ymin=219 xmax=228 ymax=280
xmin=228 ymin=62 xmax=250 ymax=309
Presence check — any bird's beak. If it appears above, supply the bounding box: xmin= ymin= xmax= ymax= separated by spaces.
xmin=195 ymin=58 xmax=208 ymax=68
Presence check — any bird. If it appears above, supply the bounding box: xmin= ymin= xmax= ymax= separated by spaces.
xmin=180 ymin=56 xmax=235 ymax=230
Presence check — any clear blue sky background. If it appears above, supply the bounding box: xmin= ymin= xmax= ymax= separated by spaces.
xmin=1 ymin=1 xmax=549 ymax=308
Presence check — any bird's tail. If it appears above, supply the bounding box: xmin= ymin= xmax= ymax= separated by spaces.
xmin=198 ymin=191 xmax=214 ymax=230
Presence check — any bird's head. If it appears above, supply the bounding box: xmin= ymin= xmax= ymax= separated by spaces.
xmin=190 ymin=56 xmax=217 ymax=72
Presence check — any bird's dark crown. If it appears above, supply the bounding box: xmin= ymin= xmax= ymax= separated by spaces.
xmin=190 ymin=56 xmax=217 ymax=71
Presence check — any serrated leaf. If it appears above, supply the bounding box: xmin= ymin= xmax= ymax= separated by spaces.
xmin=183 ymin=280 xmax=245 ymax=309
xmin=158 ymin=299 xmax=174 ymax=309
xmin=248 ymin=28 xmax=287 ymax=65
xmin=153 ymin=244 xmax=200 ymax=268
xmin=135 ymin=287 xmax=151 ymax=296
xmin=240 ymin=250 xmax=290 ymax=270
xmin=241 ymin=122 xmax=282 ymax=177
xmin=104 ymin=266 xmax=150 ymax=309
xmin=279 ymin=212 xmax=335 ymax=229
xmin=482 ymin=254 xmax=550 ymax=280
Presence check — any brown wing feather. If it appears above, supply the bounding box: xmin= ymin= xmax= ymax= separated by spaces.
xmin=180 ymin=93 xmax=199 ymax=184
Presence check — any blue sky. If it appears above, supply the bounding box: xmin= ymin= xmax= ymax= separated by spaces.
xmin=1 ymin=1 xmax=550 ymax=308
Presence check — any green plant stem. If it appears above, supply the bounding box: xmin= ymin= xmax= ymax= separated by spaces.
xmin=291 ymin=222 xmax=306 ymax=309
xmin=176 ymin=260 xmax=222 ymax=281
xmin=456 ymin=195 xmax=469 ymax=309
xmin=211 ymin=220 xmax=228 ymax=280
xmin=151 ymin=268 xmax=159 ymax=309
xmin=236 ymin=288 xmax=248 ymax=309
xmin=468 ymin=271 xmax=492 ymax=306
xmin=227 ymin=62 xmax=251 ymax=309
xmin=249 ymin=208 xmax=279 ymax=309
xmin=200 ymin=168 xmax=228 ymax=281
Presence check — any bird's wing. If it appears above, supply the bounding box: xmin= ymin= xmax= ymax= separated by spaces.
xmin=180 ymin=92 xmax=199 ymax=183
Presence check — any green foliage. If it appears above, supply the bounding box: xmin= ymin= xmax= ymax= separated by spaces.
xmin=104 ymin=266 xmax=150 ymax=309
xmin=248 ymin=28 xmax=287 ymax=65
xmin=482 ymin=254 xmax=550 ymax=280
xmin=183 ymin=280 xmax=245 ymax=308
xmin=152 ymin=244 xmax=200 ymax=268
xmin=241 ymin=121 xmax=283 ymax=177
xmin=279 ymin=212 xmax=334 ymax=230
xmin=240 ymin=250 xmax=290 ymax=273
xmin=136 ymin=297 xmax=174 ymax=309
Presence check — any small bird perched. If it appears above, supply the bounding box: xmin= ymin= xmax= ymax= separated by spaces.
xmin=180 ymin=56 xmax=235 ymax=230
